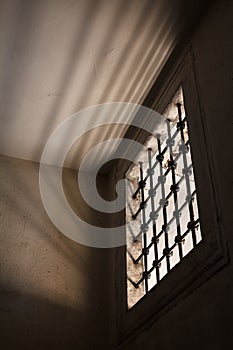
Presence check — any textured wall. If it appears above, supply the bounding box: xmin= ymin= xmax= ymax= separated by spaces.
xmin=0 ymin=154 xmax=114 ymax=349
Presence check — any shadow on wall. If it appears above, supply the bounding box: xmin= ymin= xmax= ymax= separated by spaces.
xmin=0 ymin=290 xmax=90 ymax=350
xmin=0 ymin=154 xmax=113 ymax=349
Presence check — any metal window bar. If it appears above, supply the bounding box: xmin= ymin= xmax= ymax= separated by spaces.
xmin=177 ymin=103 xmax=197 ymax=247
xmin=157 ymin=137 xmax=171 ymax=273
xmin=147 ymin=148 xmax=160 ymax=283
xmin=139 ymin=162 xmax=149 ymax=293
xmin=166 ymin=119 xmax=183 ymax=260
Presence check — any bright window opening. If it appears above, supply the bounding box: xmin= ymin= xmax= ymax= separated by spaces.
xmin=126 ymin=87 xmax=202 ymax=309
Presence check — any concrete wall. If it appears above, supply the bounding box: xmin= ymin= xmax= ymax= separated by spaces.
xmin=0 ymin=154 xmax=114 ymax=349
xmin=121 ymin=1 xmax=233 ymax=349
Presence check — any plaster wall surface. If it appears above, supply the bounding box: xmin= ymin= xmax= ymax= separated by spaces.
xmin=0 ymin=154 xmax=114 ymax=349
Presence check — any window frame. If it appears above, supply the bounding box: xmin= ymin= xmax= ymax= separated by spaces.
xmin=115 ymin=48 xmax=228 ymax=347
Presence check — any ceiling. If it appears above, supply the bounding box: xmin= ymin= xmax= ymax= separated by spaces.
xmin=0 ymin=0 xmax=208 ymax=169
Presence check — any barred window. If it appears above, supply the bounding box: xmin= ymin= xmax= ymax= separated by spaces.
xmin=126 ymin=86 xmax=202 ymax=309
